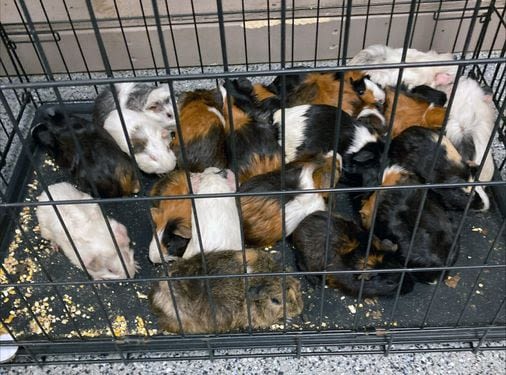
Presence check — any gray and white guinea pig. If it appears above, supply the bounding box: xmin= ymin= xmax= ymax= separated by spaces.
xmin=149 ymin=249 xmax=303 ymax=333
xmin=103 ymin=108 xmax=177 ymax=174
xmin=93 ymin=82 xmax=175 ymax=129
xmin=36 ymin=182 xmax=138 ymax=280
xmin=183 ymin=167 xmax=242 ymax=259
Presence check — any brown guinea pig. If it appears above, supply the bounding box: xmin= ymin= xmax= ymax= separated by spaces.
xmin=149 ymin=249 xmax=304 ymax=334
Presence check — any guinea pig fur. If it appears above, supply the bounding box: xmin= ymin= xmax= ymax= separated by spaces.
xmin=291 ymin=211 xmax=414 ymax=297
xmin=360 ymin=166 xmax=459 ymax=284
xmin=239 ymin=153 xmax=341 ymax=246
xmin=171 ymin=89 xmax=227 ymax=172
xmin=268 ymin=70 xmax=385 ymax=116
xmin=273 ymin=104 xmax=384 ymax=187
xmin=31 ymin=107 xmax=140 ymax=198
xmin=222 ymin=79 xmax=282 ymax=183
xmin=93 ymin=82 xmax=175 ymax=129
xmin=389 ymin=126 xmax=484 ymax=211
xmin=183 ymin=167 xmax=242 ymax=259
xmin=384 ymin=87 xmax=446 ymax=138
xmin=350 ymin=44 xmax=457 ymax=89
xmin=36 ymin=182 xmax=138 ymax=280
xmin=102 ymin=108 xmax=177 ymax=174
xmin=440 ymin=76 xmax=496 ymax=210
xmin=149 ymin=249 xmax=303 ymax=334
xmin=149 ymin=170 xmax=192 ymax=263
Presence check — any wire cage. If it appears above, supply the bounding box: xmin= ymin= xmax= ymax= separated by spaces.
xmin=0 ymin=0 xmax=505 ymax=366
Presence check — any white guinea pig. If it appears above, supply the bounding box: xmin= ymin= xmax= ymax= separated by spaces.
xmin=36 ymin=182 xmax=138 ymax=280
xmin=183 ymin=167 xmax=242 ymax=259
xmin=103 ymin=108 xmax=177 ymax=174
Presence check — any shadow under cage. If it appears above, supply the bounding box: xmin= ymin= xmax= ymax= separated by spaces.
xmin=0 ymin=0 xmax=505 ymax=366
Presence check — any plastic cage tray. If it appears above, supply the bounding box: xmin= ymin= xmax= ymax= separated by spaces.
xmin=1 ymin=103 xmax=505 ymax=354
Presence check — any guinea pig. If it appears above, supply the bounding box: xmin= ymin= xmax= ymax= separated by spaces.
xmin=149 ymin=170 xmax=192 ymax=263
xmin=31 ymin=107 xmax=140 ymax=198
xmin=383 ymin=87 xmax=447 ymax=137
xmin=350 ymin=44 xmax=457 ymax=89
xmin=36 ymin=182 xmax=138 ymax=280
xmin=221 ymin=78 xmax=282 ymax=183
xmin=360 ymin=166 xmax=459 ymax=284
xmin=149 ymin=249 xmax=303 ymax=333
xmin=239 ymin=152 xmax=341 ymax=246
xmin=273 ymin=104 xmax=384 ymax=187
xmin=268 ymin=70 xmax=385 ymax=116
xmin=389 ymin=126 xmax=483 ymax=210
xmin=291 ymin=211 xmax=414 ymax=297
xmin=440 ymin=76 xmax=496 ymax=210
xmin=102 ymin=108 xmax=177 ymax=174
xmin=93 ymin=82 xmax=175 ymax=129
xmin=171 ymin=89 xmax=227 ymax=171
xmin=183 ymin=167 xmax=242 ymax=259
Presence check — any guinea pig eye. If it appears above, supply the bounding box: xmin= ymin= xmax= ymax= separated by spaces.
xmin=149 ymin=103 xmax=161 ymax=112
xmin=270 ymin=297 xmax=281 ymax=305
xmin=358 ymin=90 xmax=365 ymax=95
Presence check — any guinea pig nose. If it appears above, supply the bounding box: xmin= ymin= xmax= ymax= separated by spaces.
xmin=166 ymin=112 xmax=173 ymax=119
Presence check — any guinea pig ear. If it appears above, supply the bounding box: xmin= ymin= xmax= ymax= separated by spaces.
xmin=31 ymin=123 xmax=55 ymax=147
xmin=225 ymin=170 xmax=236 ymax=191
xmin=372 ymin=236 xmax=398 ymax=252
xmin=174 ymin=223 xmax=192 ymax=239
xmin=435 ymin=72 xmax=453 ymax=86
xmin=111 ymin=220 xmax=130 ymax=248
xmin=189 ymin=173 xmax=200 ymax=192
xmin=352 ymin=149 xmax=375 ymax=163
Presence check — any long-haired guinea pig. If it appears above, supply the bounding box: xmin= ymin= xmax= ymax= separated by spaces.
xmin=360 ymin=166 xmax=459 ymax=284
xmin=389 ymin=126 xmax=483 ymax=210
xmin=31 ymin=107 xmax=140 ymax=198
xmin=171 ymin=89 xmax=227 ymax=172
xmin=183 ymin=167 xmax=242 ymax=259
xmin=149 ymin=249 xmax=303 ymax=333
xmin=100 ymin=108 xmax=177 ymax=174
xmin=149 ymin=170 xmax=192 ymax=263
xmin=383 ymin=87 xmax=447 ymax=137
xmin=93 ymin=82 xmax=175 ymax=129
xmin=350 ymin=44 xmax=457 ymax=89
xmin=268 ymin=70 xmax=385 ymax=116
xmin=441 ymin=76 xmax=496 ymax=210
xmin=291 ymin=211 xmax=414 ymax=297
xmin=239 ymin=153 xmax=341 ymax=246
xmin=273 ymin=104 xmax=384 ymax=187
xmin=221 ymin=78 xmax=282 ymax=183
xmin=36 ymin=182 xmax=138 ymax=280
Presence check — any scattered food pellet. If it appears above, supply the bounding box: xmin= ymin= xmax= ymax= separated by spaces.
xmin=348 ymin=305 xmax=356 ymax=314
xmin=444 ymin=274 xmax=461 ymax=289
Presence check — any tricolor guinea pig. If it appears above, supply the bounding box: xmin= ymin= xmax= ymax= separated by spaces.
xmin=239 ymin=152 xmax=341 ymax=246
xmin=221 ymin=78 xmax=282 ymax=183
xmin=171 ymin=89 xmax=227 ymax=172
xmin=360 ymin=166 xmax=459 ymax=284
xmin=291 ymin=211 xmax=413 ymax=297
xmin=36 ymin=182 xmax=138 ymax=280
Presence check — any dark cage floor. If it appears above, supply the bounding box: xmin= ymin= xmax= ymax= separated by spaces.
xmin=0 ymin=103 xmax=505 ymax=355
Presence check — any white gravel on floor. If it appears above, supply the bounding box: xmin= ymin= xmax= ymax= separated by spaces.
xmin=3 ymin=345 xmax=506 ymax=374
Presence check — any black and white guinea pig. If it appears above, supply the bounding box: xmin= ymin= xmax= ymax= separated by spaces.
xmin=291 ymin=211 xmax=414 ymax=297
xmin=273 ymin=104 xmax=384 ymax=187
xmin=31 ymin=107 xmax=140 ymax=198
xmin=36 ymin=182 xmax=138 ymax=280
